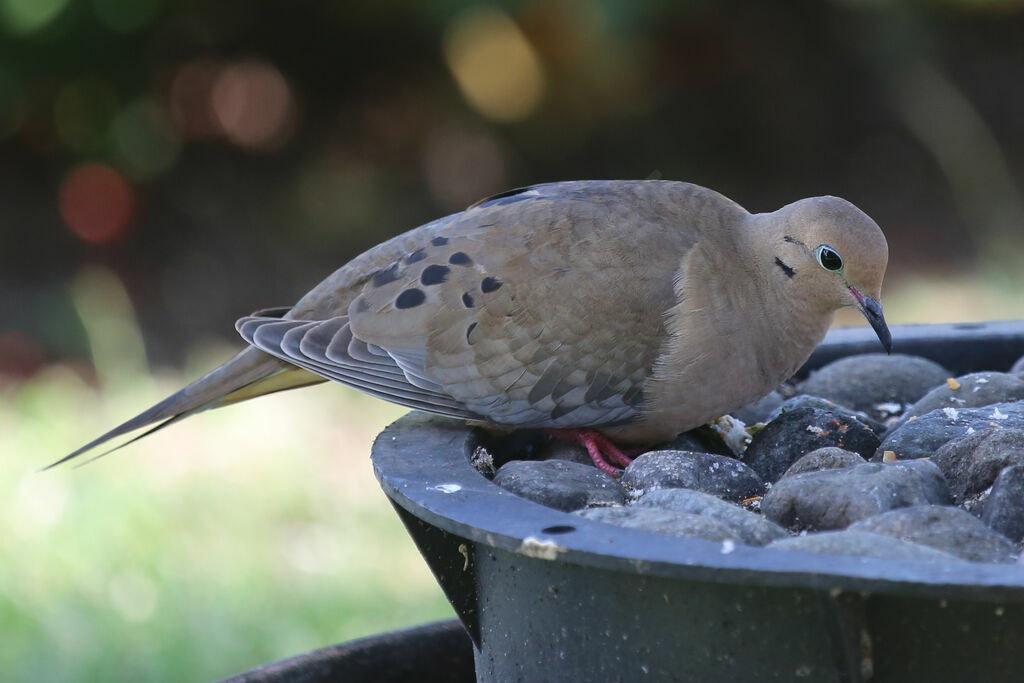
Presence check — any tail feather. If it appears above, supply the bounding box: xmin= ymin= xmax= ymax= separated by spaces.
xmin=69 ymin=414 xmax=191 ymax=469
xmin=47 ymin=346 xmax=321 ymax=469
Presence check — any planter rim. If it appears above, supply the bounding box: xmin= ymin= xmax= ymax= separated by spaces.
xmin=372 ymin=321 xmax=1024 ymax=602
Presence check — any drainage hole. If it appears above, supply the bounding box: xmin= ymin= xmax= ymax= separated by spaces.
xmin=541 ymin=525 xmax=576 ymax=535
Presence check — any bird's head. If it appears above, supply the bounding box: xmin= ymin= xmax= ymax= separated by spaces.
xmin=765 ymin=195 xmax=891 ymax=352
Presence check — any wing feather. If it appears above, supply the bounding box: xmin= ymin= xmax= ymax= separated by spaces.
xmin=236 ymin=315 xmax=483 ymax=420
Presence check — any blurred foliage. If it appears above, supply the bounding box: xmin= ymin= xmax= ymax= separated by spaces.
xmin=4 ymin=0 xmax=1024 ymax=680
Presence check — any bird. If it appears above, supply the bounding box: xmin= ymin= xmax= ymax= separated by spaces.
xmin=51 ymin=180 xmax=891 ymax=474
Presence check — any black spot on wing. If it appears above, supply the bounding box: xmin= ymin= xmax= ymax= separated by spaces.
xmin=372 ymin=262 xmax=402 ymax=287
xmin=466 ymin=322 xmax=477 ymax=344
xmin=774 ymin=257 xmax=795 ymax=279
xmin=431 ymin=236 xmax=449 ymax=247
xmin=481 ymin=276 xmax=502 ymax=293
xmin=395 ymin=288 xmax=426 ymax=309
xmin=462 ymin=292 xmax=475 ymax=308
xmin=405 ymin=249 xmax=426 ymax=264
xmin=449 ymin=251 xmax=472 ymax=265
xmin=421 ymin=264 xmax=450 ymax=285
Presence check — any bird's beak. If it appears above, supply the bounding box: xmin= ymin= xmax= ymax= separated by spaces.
xmin=850 ymin=287 xmax=891 ymax=353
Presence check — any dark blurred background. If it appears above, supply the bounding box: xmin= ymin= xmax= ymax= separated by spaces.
xmin=2 ymin=0 xmax=1024 ymax=374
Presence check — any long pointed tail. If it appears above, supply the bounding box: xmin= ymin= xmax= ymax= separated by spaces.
xmin=47 ymin=346 xmax=324 ymax=469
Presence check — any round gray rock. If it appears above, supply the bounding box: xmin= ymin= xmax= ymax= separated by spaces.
xmin=798 ymin=353 xmax=949 ymax=424
xmin=768 ymin=530 xmax=966 ymax=563
xmin=492 ymin=459 xmax=628 ymax=512
xmin=875 ymin=402 xmax=1024 ymax=462
xmin=931 ymin=427 xmax=1024 ymax=502
xmin=781 ymin=447 xmax=866 ymax=478
xmin=889 ymin=372 xmax=1024 ymax=432
xmin=847 ymin=504 xmax=1017 ymax=563
xmin=633 ymin=488 xmax=787 ymax=546
xmin=984 ymin=464 xmax=1024 ymax=542
xmin=761 ymin=460 xmax=952 ymax=531
xmin=622 ymin=450 xmax=764 ymax=502
xmin=745 ymin=398 xmax=880 ymax=484
xmin=576 ymin=506 xmax=740 ymax=543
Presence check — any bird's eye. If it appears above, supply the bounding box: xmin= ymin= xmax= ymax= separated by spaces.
xmin=815 ymin=244 xmax=844 ymax=272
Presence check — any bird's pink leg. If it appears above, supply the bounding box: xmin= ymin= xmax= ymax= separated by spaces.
xmin=545 ymin=428 xmax=635 ymax=476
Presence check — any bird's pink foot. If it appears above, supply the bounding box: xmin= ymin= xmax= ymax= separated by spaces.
xmin=545 ymin=428 xmax=634 ymax=476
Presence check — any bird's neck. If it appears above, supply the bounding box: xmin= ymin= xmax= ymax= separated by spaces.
xmin=748 ymin=226 xmax=837 ymax=380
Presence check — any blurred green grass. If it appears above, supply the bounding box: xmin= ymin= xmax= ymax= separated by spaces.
xmin=1 ymin=361 xmax=454 ymax=681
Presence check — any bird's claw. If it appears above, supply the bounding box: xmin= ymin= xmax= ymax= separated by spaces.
xmin=545 ymin=428 xmax=634 ymax=477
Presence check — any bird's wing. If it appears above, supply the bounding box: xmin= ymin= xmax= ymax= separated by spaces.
xmin=244 ymin=181 xmax=704 ymax=428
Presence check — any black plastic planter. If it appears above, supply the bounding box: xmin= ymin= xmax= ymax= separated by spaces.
xmin=371 ymin=321 xmax=1024 ymax=683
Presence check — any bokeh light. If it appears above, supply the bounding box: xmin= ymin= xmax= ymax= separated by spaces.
xmin=443 ymin=6 xmax=545 ymax=123
xmin=0 ymin=0 xmax=69 ymax=33
xmin=169 ymin=58 xmax=296 ymax=151
xmin=58 ymin=163 xmax=135 ymax=245
xmin=111 ymin=97 xmax=180 ymax=180
xmin=211 ymin=60 xmax=295 ymax=151
xmin=169 ymin=59 xmax=223 ymax=141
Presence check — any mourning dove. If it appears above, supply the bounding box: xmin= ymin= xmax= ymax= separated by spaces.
xmin=52 ymin=180 xmax=890 ymax=474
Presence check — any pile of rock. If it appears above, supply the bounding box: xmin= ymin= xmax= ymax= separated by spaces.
xmin=487 ymin=352 xmax=1024 ymax=565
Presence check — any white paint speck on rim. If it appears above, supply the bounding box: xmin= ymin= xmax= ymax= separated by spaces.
xmin=431 ymin=483 xmax=463 ymax=493
xmin=519 ymin=536 xmax=566 ymax=560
